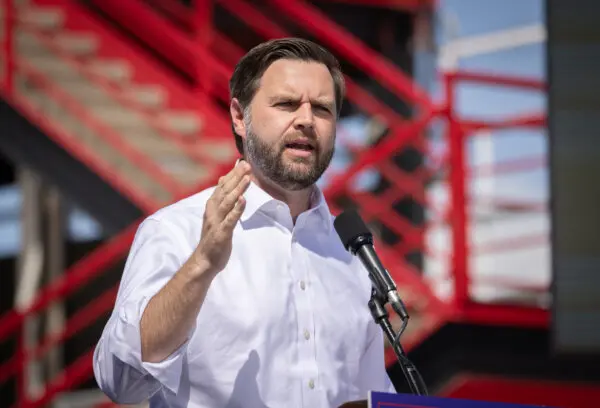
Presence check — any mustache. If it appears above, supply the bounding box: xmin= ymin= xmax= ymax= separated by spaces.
xmin=280 ymin=133 xmax=318 ymax=148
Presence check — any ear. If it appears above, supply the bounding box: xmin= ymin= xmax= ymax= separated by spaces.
xmin=230 ymin=98 xmax=247 ymax=139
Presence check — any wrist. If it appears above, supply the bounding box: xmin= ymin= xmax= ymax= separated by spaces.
xmin=185 ymin=252 xmax=218 ymax=282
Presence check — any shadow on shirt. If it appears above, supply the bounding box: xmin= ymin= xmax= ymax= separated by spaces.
xmin=225 ymin=350 xmax=270 ymax=408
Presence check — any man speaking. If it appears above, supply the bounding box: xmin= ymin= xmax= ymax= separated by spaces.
xmin=93 ymin=37 xmax=395 ymax=407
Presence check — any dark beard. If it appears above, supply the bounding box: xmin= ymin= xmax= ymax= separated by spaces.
xmin=245 ymin=128 xmax=334 ymax=191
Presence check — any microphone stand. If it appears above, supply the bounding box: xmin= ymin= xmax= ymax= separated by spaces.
xmin=368 ymin=288 xmax=428 ymax=396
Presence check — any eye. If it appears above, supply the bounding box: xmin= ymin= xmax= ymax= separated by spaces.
xmin=276 ymin=101 xmax=295 ymax=108
xmin=314 ymin=105 xmax=332 ymax=114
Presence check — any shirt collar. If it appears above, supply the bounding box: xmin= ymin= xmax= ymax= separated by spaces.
xmin=239 ymin=174 xmax=332 ymax=233
xmin=307 ymin=184 xmax=334 ymax=232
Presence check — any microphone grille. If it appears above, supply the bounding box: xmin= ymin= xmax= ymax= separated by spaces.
xmin=333 ymin=209 xmax=371 ymax=249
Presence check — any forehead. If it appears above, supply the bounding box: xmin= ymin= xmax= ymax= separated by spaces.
xmin=257 ymin=59 xmax=335 ymax=99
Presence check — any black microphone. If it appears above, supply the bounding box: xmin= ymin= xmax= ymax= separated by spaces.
xmin=334 ymin=209 xmax=409 ymax=321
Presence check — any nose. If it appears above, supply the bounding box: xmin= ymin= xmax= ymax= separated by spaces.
xmin=293 ymin=102 xmax=314 ymax=130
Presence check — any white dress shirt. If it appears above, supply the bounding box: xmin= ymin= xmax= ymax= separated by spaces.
xmin=93 ymin=180 xmax=395 ymax=408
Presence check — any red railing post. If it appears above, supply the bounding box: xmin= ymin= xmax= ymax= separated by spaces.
xmin=15 ymin=320 xmax=28 ymax=408
xmin=4 ymin=0 xmax=15 ymax=95
xmin=445 ymin=72 xmax=470 ymax=311
xmin=193 ymin=0 xmax=213 ymax=103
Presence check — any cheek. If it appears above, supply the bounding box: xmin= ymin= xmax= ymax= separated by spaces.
xmin=317 ymin=122 xmax=337 ymax=149
xmin=253 ymin=111 xmax=290 ymax=143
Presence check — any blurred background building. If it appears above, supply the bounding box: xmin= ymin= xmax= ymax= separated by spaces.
xmin=1 ymin=0 xmax=599 ymax=407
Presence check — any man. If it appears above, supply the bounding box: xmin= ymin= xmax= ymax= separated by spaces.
xmin=94 ymin=38 xmax=395 ymax=407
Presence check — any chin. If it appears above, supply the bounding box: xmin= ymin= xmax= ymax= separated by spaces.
xmin=283 ymin=155 xmax=315 ymax=166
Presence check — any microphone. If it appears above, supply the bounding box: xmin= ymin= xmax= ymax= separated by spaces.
xmin=334 ymin=209 xmax=409 ymax=321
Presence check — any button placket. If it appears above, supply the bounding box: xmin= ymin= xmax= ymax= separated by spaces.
xmin=291 ymin=229 xmax=319 ymax=404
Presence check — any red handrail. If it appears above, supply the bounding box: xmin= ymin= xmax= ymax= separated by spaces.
xmin=92 ymin=0 xmax=408 ymax=130
xmin=442 ymin=70 xmax=548 ymax=321
xmin=266 ymin=0 xmax=432 ymax=109
xmin=192 ymin=0 xmax=214 ymax=99
xmin=17 ymin=60 xmax=182 ymax=199
xmin=0 ymin=162 xmax=232 ymax=406
xmin=3 ymin=0 xmax=14 ymax=94
xmin=444 ymin=72 xmax=469 ymax=310
xmin=57 ymin=0 xmax=229 ymax=126
xmin=2 ymin=69 xmax=165 ymax=211
xmin=89 ymin=0 xmax=231 ymax=89
xmin=449 ymin=70 xmax=546 ymax=90
xmin=0 ymin=285 xmax=118 ymax=385
xmin=11 ymin=91 xmax=163 ymax=212
xmin=21 ymin=21 xmax=223 ymax=169
xmin=214 ymin=0 xmax=406 ymax=127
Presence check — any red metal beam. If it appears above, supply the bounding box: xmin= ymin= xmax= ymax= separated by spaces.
xmin=0 ymin=223 xmax=139 ymax=344
xmin=0 ymin=150 xmax=229 ymax=345
xmin=26 ymin=349 xmax=96 ymax=408
xmin=449 ymin=70 xmax=546 ymax=91
xmin=52 ymin=0 xmax=227 ymax=124
xmin=461 ymin=113 xmax=546 ymax=132
xmin=17 ymin=61 xmax=181 ymax=198
xmin=22 ymin=24 xmax=219 ymax=168
xmin=267 ymin=0 xmax=432 ymax=108
xmin=193 ymin=0 xmax=214 ymax=99
xmin=324 ymin=111 xmax=433 ymax=198
xmin=3 ymin=92 xmax=161 ymax=212
xmin=0 ymin=287 xmax=118 ymax=383
xmin=88 ymin=0 xmax=231 ymax=88
xmin=3 ymin=0 xmax=15 ymax=94
xmin=445 ymin=76 xmax=470 ymax=311
xmin=143 ymin=0 xmax=196 ymax=33
xmin=317 ymin=0 xmax=435 ymax=11
xmin=215 ymin=0 xmax=406 ymax=128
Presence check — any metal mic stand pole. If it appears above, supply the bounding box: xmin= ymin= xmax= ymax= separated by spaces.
xmin=368 ymin=288 xmax=428 ymax=396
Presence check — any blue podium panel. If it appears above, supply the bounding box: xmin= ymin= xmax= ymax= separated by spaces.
xmin=369 ymin=391 xmax=552 ymax=408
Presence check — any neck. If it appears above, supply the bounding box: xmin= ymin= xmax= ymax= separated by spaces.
xmin=250 ymin=172 xmax=313 ymax=223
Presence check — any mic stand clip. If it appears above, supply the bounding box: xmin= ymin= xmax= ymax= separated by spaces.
xmin=368 ymin=288 xmax=428 ymax=396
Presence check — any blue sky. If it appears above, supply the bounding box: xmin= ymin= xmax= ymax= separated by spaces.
xmin=439 ymin=0 xmax=544 ymax=38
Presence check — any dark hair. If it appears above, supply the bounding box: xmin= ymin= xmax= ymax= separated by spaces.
xmin=229 ymin=37 xmax=345 ymax=154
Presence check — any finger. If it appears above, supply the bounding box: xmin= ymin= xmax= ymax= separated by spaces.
xmin=222 ymin=196 xmax=246 ymax=230
xmin=210 ymin=161 xmax=249 ymax=205
xmin=218 ymin=175 xmax=251 ymax=218
xmin=219 ymin=161 xmax=251 ymax=202
xmin=207 ymin=176 xmax=226 ymax=208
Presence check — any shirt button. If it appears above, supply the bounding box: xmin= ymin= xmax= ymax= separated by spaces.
xmin=304 ymin=329 xmax=310 ymax=340
xmin=308 ymin=379 xmax=315 ymax=389
xmin=300 ymin=280 xmax=306 ymax=290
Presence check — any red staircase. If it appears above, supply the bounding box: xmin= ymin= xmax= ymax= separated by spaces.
xmin=0 ymin=0 xmax=552 ymax=407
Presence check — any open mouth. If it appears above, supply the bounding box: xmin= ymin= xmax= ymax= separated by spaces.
xmin=285 ymin=142 xmax=315 ymax=151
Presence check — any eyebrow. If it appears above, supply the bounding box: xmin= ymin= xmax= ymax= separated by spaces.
xmin=269 ymin=94 xmax=335 ymax=110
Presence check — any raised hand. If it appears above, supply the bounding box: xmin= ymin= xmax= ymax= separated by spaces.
xmin=193 ymin=161 xmax=252 ymax=275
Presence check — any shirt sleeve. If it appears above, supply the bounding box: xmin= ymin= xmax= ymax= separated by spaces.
xmin=357 ymin=319 xmax=397 ymax=395
xmin=93 ymin=217 xmax=194 ymax=404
